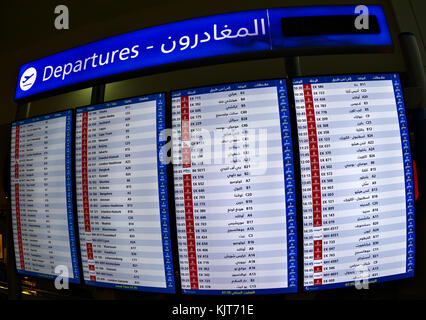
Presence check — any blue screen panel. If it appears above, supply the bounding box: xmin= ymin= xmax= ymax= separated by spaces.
xmin=75 ymin=93 xmax=175 ymax=293
xmin=171 ymin=79 xmax=297 ymax=295
xmin=269 ymin=5 xmax=392 ymax=49
xmin=292 ymin=73 xmax=414 ymax=291
xmin=15 ymin=6 xmax=391 ymax=100
xmin=10 ymin=110 xmax=80 ymax=284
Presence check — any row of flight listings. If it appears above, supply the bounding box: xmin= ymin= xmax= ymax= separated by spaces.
xmin=9 ymin=73 xmax=415 ymax=295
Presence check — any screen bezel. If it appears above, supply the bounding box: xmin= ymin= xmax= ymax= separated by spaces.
xmin=289 ymin=71 xmax=416 ymax=292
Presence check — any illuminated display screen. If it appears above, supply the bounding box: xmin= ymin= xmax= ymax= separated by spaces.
xmin=172 ymin=80 xmax=297 ymax=295
xmin=292 ymin=73 xmax=415 ymax=291
xmin=75 ymin=94 xmax=175 ymax=292
xmin=15 ymin=5 xmax=391 ymax=101
xmin=10 ymin=111 xmax=80 ymax=283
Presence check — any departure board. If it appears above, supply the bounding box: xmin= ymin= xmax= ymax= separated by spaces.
xmin=75 ymin=94 xmax=175 ymax=293
xmin=172 ymin=80 xmax=297 ymax=295
xmin=10 ymin=110 xmax=80 ymax=283
xmin=293 ymin=73 xmax=415 ymax=291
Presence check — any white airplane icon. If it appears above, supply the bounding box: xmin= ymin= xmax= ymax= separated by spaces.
xmin=23 ymin=73 xmax=34 ymax=83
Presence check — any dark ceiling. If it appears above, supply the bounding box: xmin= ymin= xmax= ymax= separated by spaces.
xmin=0 ymin=0 xmax=424 ymax=126
xmin=0 ymin=0 xmax=337 ymax=124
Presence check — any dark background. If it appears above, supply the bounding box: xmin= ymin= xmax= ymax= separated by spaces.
xmin=0 ymin=0 xmax=425 ymax=302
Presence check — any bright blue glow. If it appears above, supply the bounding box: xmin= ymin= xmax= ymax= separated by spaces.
xmin=292 ymin=73 xmax=414 ymax=292
xmin=269 ymin=5 xmax=392 ymax=49
xmin=75 ymin=93 xmax=176 ymax=293
xmin=15 ymin=6 xmax=391 ymax=100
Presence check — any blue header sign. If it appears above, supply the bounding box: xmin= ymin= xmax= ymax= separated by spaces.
xmin=15 ymin=5 xmax=391 ymax=100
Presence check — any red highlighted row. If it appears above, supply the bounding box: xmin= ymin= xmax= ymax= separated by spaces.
xmin=183 ymin=173 xmax=198 ymax=289
xmin=181 ymin=96 xmax=191 ymax=168
xmin=14 ymin=127 xmax=23 ymax=267
xmin=181 ymin=98 xmax=198 ymax=289
xmin=86 ymin=242 xmax=94 ymax=260
xmin=81 ymin=112 xmax=91 ymax=234
xmin=303 ymin=84 xmax=322 ymax=228
xmin=303 ymin=85 xmax=323 ymax=286
xmin=14 ymin=126 xmax=20 ymax=160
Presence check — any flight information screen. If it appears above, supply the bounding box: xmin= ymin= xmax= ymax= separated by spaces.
xmin=172 ymin=80 xmax=297 ymax=295
xmin=75 ymin=94 xmax=175 ymax=293
xmin=10 ymin=110 xmax=80 ymax=283
xmin=293 ymin=73 xmax=415 ymax=291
